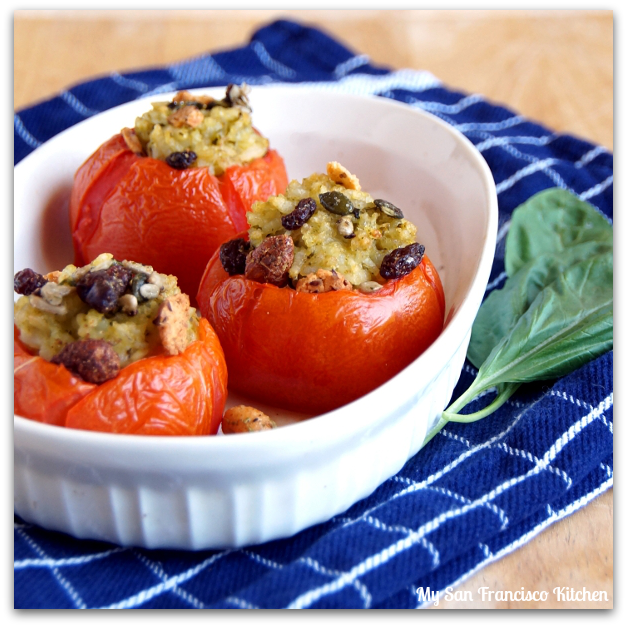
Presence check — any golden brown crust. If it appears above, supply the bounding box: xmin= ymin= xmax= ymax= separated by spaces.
xmin=167 ymin=105 xmax=204 ymax=129
xmin=222 ymin=405 xmax=276 ymax=433
xmin=327 ymin=161 xmax=361 ymax=191
xmin=295 ymin=269 xmax=353 ymax=293
xmin=51 ymin=338 xmax=120 ymax=384
xmin=121 ymin=127 xmax=144 ymax=154
xmin=153 ymin=293 xmax=191 ymax=355
xmin=44 ymin=270 xmax=61 ymax=283
xmin=172 ymin=90 xmax=216 ymax=105
xmin=245 ymin=234 xmax=294 ymax=287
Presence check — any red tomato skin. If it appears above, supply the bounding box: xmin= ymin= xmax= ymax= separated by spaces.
xmin=219 ymin=150 xmax=289 ymax=233
xmin=69 ymin=134 xmax=288 ymax=300
xmin=14 ymin=319 xmax=228 ymax=436
xmin=14 ymin=326 xmax=96 ymax=426
xmin=197 ymin=249 xmax=445 ymax=415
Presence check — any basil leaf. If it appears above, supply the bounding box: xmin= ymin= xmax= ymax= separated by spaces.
xmin=439 ymin=252 xmax=612 ymax=428
xmin=466 ymin=251 xmax=612 ymax=396
xmin=505 ymin=188 xmax=613 ymax=277
xmin=426 ymin=187 xmax=613 ymax=441
xmin=468 ymin=241 xmax=613 ymax=368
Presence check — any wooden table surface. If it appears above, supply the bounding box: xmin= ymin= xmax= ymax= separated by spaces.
xmin=13 ymin=9 xmax=613 ymax=609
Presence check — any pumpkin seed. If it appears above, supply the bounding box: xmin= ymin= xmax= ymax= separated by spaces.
xmin=374 ymin=199 xmax=404 ymax=219
xmin=319 ymin=191 xmax=354 ymax=216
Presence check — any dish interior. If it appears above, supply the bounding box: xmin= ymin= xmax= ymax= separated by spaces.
xmin=15 ymin=86 xmax=493 ymax=427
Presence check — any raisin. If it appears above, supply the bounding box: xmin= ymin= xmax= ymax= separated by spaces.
xmin=281 ymin=198 xmax=317 ymax=231
xmin=14 ymin=268 xmax=47 ymax=295
xmin=165 ymin=150 xmax=197 ymax=169
xmin=379 ymin=243 xmax=425 ymax=280
xmin=244 ymin=235 xmax=294 ymax=287
xmin=220 ymin=238 xmax=251 ymax=275
xmin=51 ymin=339 xmax=120 ymax=384
xmin=76 ymin=265 xmax=133 ymax=314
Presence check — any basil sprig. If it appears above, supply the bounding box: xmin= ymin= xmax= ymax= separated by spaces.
xmin=425 ymin=188 xmax=613 ymax=443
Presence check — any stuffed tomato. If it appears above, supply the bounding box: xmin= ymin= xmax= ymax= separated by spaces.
xmin=14 ymin=254 xmax=227 ymax=435
xmin=70 ymin=85 xmax=288 ymax=299
xmin=197 ymin=162 xmax=445 ymax=415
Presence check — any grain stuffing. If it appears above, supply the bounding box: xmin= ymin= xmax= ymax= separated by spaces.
xmin=132 ymin=84 xmax=269 ymax=176
xmin=14 ymin=253 xmax=199 ymax=383
xmin=221 ymin=162 xmax=422 ymax=291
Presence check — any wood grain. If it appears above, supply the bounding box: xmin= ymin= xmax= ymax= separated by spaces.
xmin=13 ymin=9 xmax=613 ymax=609
xmin=14 ymin=9 xmax=613 ymax=150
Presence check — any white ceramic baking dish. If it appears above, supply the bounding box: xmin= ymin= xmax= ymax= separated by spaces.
xmin=14 ymin=86 xmax=498 ymax=549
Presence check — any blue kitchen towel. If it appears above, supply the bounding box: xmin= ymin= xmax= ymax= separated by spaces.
xmin=14 ymin=19 xmax=613 ymax=609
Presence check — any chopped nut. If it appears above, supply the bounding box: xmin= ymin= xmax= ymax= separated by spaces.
xmin=44 ymin=271 xmax=61 ymax=283
xmin=172 ymin=90 xmax=195 ymax=103
xmin=51 ymin=339 xmax=120 ymax=384
xmin=224 ymin=83 xmax=252 ymax=111
xmin=90 ymin=256 xmax=115 ymax=272
xmin=139 ymin=283 xmax=161 ymax=300
xmin=121 ymin=127 xmax=144 ymax=154
xmin=358 ymin=281 xmax=383 ymax=293
xmin=40 ymin=281 xmax=74 ymax=306
xmin=336 ymin=215 xmax=355 ymax=238
xmin=147 ymin=271 xmax=164 ymax=289
xmin=327 ymin=161 xmax=361 ymax=191
xmin=245 ymin=234 xmax=294 ymax=287
xmin=118 ymin=293 xmax=138 ymax=316
xmin=153 ymin=293 xmax=191 ymax=356
xmin=172 ymin=90 xmax=215 ymax=106
xmin=295 ymin=269 xmax=353 ymax=293
xmin=121 ymin=260 xmax=153 ymax=275
xmin=167 ymin=105 xmax=204 ymax=128
xmin=222 ymin=406 xmax=276 ymax=434
xmin=29 ymin=294 xmax=67 ymax=316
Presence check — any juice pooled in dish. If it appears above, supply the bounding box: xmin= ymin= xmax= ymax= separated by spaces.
xmin=70 ymin=84 xmax=288 ymax=299
xmin=197 ymin=162 xmax=445 ymax=415
xmin=14 ymin=253 xmax=227 ymax=435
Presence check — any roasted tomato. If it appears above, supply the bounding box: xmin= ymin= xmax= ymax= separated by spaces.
xmin=69 ymin=134 xmax=287 ymax=299
xmin=196 ymin=243 xmax=445 ymax=415
xmin=14 ymin=319 xmax=227 ymax=435
xmin=14 ymin=326 xmax=95 ymax=427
